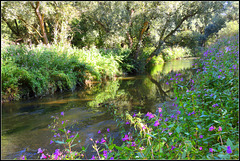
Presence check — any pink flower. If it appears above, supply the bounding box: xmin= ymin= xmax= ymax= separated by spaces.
xmin=199 ymin=147 xmax=202 ymax=150
xmin=50 ymin=140 xmax=54 ymax=144
xmin=37 ymin=148 xmax=43 ymax=153
xmin=154 ymin=120 xmax=159 ymax=126
xmin=67 ymin=130 xmax=71 ymax=134
xmin=209 ymin=126 xmax=215 ymax=131
xmin=158 ymin=107 xmax=162 ymax=113
xmin=122 ymin=134 xmax=129 ymax=141
xmin=218 ymin=126 xmax=222 ymax=131
xmin=209 ymin=148 xmax=213 ymax=153
xmin=40 ymin=153 xmax=47 ymax=159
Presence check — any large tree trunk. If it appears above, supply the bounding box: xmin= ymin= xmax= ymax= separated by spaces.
xmin=30 ymin=2 xmax=48 ymax=45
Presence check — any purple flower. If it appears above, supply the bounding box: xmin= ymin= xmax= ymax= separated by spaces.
xmin=37 ymin=148 xmax=43 ymax=154
xmin=61 ymin=112 xmax=64 ymax=116
xmin=103 ymin=150 xmax=108 ymax=158
xmin=101 ymin=138 xmax=106 ymax=143
xmin=126 ymin=121 xmax=130 ymax=124
xmin=91 ymin=155 xmax=95 ymax=160
xmin=158 ymin=107 xmax=162 ymax=113
xmin=122 ymin=134 xmax=129 ymax=141
xmin=62 ymin=121 xmax=64 ymax=124
xmin=159 ymin=113 xmax=163 ymax=117
xmin=199 ymin=147 xmax=202 ymax=151
xmin=21 ymin=155 xmax=25 ymax=160
xmin=191 ymin=111 xmax=195 ymax=115
xmin=171 ymin=114 xmax=174 ymax=118
xmin=96 ymin=140 xmax=99 ymax=144
xmin=171 ymin=146 xmax=176 ymax=150
xmin=188 ymin=113 xmax=191 ymax=116
xmin=209 ymin=148 xmax=213 ymax=153
xmin=218 ymin=126 xmax=222 ymax=131
xmin=148 ymin=114 xmax=155 ymax=120
xmin=107 ymin=128 xmax=110 ymax=132
xmin=199 ymin=135 xmax=203 ymax=138
xmin=164 ymin=118 xmax=169 ymax=122
xmin=209 ymin=126 xmax=215 ymax=131
xmin=180 ymin=78 xmax=183 ymax=81
xmin=154 ymin=120 xmax=159 ymax=126
xmin=131 ymin=142 xmax=136 ymax=147
xmin=226 ymin=146 xmax=232 ymax=154
xmin=98 ymin=130 xmax=101 ymax=134
xmin=177 ymin=110 xmax=181 ymax=115
xmin=70 ymin=135 xmax=74 ymax=138
xmin=133 ymin=113 xmax=136 ymax=117
xmin=170 ymin=78 xmax=173 ymax=80
xmin=110 ymin=157 xmax=114 ymax=160
xmin=166 ymin=82 xmax=169 ymax=85
xmin=67 ymin=130 xmax=71 ymax=134
xmin=40 ymin=153 xmax=47 ymax=159
xmin=50 ymin=140 xmax=54 ymax=144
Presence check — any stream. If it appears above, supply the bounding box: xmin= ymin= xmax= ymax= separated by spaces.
xmin=1 ymin=58 xmax=198 ymax=159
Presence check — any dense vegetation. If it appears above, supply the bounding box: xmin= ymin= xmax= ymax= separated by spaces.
xmin=17 ymin=29 xmax=239 ymax=160
xmin=1 ymin=1 xmax=239 ymax=102
xmin=1 ymin=1 xmax=239 ymax=160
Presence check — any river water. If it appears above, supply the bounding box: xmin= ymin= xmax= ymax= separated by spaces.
xmin=1 ymin=58 xmax=198 ymax=159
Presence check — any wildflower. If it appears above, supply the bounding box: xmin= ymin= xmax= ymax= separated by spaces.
xmin=166 ymin=82 xmax=169 ymax=85
xmin=226 ymin=146 xmax=232 ymax=154
xmin=181 ymin=78 xmax=183 ymax=81
xmin=218 ymin=75 xmax=221 ymax=79
xmin=191 ymin=111 xmax=195 ymax=115
xmin=98 ymin=130 xmax=101 ymax=134
xmin=61 ymin=112 xmax=64 ymax=116
xmin=131 ymin=142 xmax=136 ymax=147
xmin=159 ymin=113 xmax=163 ymax=117
xmin=171 ymin=114 xmax=174 ymax=118
xmin=170 ymin=78 xmax=173 ymax=80
xmin=218 ymin=126 xmax=222 ymax=131
xmin=70 ymin=135 xmax=74 ymax=138
xmin=103 ymin=150 xmax=108 ymax=158
xmin=154 ymin=120 xmax=159 ymax=126
xmin=96 ymin=140 xmax=99 ymax=144
xmin=40 ymin=153 xmax=47 ymax=159
xmin=57 ymin=133 xmax=60 ymax=137
xmin=171 ymin=146 xmax=176 ymax=150
xmin=100 ymin=138 xmax=106 ymax=144
xmin=139 ymin=147 xmax=144 ymax=150
xmin=110 ymin=157 xmax=114 ymax=160
xmin=142 ymin=125 xmax=147 ymax=130
xmin=50 ymin=140 xmax=54 ymax=144
xmin=21 ymin=155 xmax=25 ymax=160
xmin=158 ymin=107 xmax=162 ymax=113
xmin=209 ymin=148 xmax=213 ymax=153
xmin=91 ymin=155 xmax=95 ymax=160
xmin=107 ymin=128 xmax=110 ymax=132
xmin=168 ymin=132 xmax=172 ymax=136
xmin=126 ymin=121 xmax=130 ymax=124
xmin=188 ymin=113 xmax=191 ymax=116
xmin=133 ymin=113 xmax=136 ymax=117
xmin=37 ymin=148 xmax=43 ymax=154
xmin=67 ymin=130 xmax=71 ymax=134
xmin=177 ymin=110 xmax=181 ymax=115
xmin=199 ymin=147 xmax=202 ymax=150
xmin=54 ymin=135 xmax=57 ymax=137
xmin=62 ymin=121 xmax=64 ymax=124
xmin=148 ymin=114 xmax=155 ymax=120
xmin=122 ymin=134 xmax=129 ymax=141
xmin=164 ymin=118 xmax=169 ymax=122
xmin=159 ymin=118 xmax=162 ymax=121
xmin=199 ymin=135 xmax=203 ymax=138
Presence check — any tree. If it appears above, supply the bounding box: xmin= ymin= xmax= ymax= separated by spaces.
xmin=145 ymin=1 xmax=224 ymax=65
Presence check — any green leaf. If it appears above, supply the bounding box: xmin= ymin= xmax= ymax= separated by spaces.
xmin=66 ymin=138 xmax=72 ymax=143
xmin=146 ymin=133 xmax=156 ymax=139
xmin=175 ymin=126 xmax=181 ymax=133
xmin=124 ymin=146 xmax=132 ymax=151
xmin=55 ymin=140 xmax=65 ymax=144
xmin=182 ymin=150 xmax=186 ymax=159
xmin=114 ymin=145 xmax=123 ymax=151
xmin=227 ymin=138 xmax=233 ymax=149
xmin=58 ymin=128 xmax=65 ymax=133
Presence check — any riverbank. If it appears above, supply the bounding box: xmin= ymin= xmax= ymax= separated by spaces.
xmin=1 ymin=43 xmax=194 ymax=103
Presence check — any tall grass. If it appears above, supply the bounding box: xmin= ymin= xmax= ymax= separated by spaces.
xmin=1 ymin=44 xmax=122 ymax=102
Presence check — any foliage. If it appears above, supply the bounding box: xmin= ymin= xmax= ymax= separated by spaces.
xmin=1 ymin=43 xmax=122 ymax=102
xmin=161 ymin=46 xmax=191 ymax=62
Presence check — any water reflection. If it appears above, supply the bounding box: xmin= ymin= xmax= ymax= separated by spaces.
xmin=1 ymin=58 xmax=198 ymax=159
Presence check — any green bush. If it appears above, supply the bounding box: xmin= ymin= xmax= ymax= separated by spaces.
xmin=1 ymin=44 xmax=123 ymax=101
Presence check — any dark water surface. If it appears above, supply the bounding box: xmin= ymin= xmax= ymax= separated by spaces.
xmin=2 ymin=58 xmax=197 ymax=159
